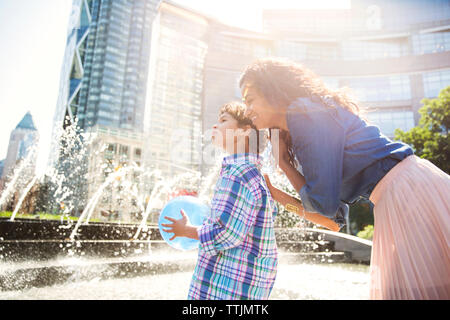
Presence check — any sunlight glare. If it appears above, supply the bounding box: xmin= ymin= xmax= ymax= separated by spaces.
xmin=177 ymin=0 xmax=351 ymax=31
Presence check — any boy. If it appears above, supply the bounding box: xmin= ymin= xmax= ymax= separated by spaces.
xmin=162 ymin=102 xmax=278 ymax=300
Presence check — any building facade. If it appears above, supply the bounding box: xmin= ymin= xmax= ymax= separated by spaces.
xmin=1 ymin=112 xmax=39 ymax=182
xmin=143 ymin=2 xmax=208 ymax=176
xmin=85 ymin=126 xmax=144 ymax=221
xmin=263 ymin=0 xmax=450 ymax=137
xmin=53 ymin=0 xmax=160 ymax=135
xmin=52 ymin=0 xmax=161 ymax=220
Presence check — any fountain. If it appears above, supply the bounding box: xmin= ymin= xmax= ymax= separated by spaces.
xmin=0 ymin=145 xmax=39 ymax=212
xmin=0 ymin=123 xmax=372 ymax=300
xmin=9 ymin=176 xmax=39 ymax=222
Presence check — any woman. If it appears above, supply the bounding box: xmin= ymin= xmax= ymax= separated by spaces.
xmin=239 ymin=57 xmax=450 ymax=300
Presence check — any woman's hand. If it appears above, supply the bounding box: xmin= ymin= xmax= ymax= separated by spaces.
xmin=263 ymin=174 xmax=273 ymax=189
xmin=161 ymin=209 xmax=199 ymax=241
xmin=263 ymin=174 xmax=284 ymax=205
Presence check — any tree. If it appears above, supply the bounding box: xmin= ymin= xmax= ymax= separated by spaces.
xmin=349 ymin=199 xmax=373 ymax=236
xmin=395 ymin=86 xmax=450 ymax=174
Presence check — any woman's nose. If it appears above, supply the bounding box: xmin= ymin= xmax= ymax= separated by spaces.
xmin=212 ymin=123 xmax=218 ymax=129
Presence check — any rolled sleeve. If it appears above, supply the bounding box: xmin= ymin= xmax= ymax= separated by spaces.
xmin=198 ymin=168 xmax=259 ymax=257
xmin=299 ymin=184 xmax=341 ymax=218
xmin=299 ymin=185 xmax=317 ymax=214
xmin=197 ymin=223 xmax=221 ymax=257
xmin=333 ymin=202 xmax=349 ymax=230
xmin=299 ymin=185 xmax=348 ymax=230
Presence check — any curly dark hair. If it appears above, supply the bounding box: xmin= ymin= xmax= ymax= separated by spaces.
xmin=239 ymin=57 xmax=361 ymax=168
xmin=239 ymin=57 xmax=360 ymax=114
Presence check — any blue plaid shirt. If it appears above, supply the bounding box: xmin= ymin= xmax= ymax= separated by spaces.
xmin=188 ymin=153 xmax=278 ymax=300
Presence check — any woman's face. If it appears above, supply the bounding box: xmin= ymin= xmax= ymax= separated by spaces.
xmin=241 ymin=84 xmax=279 ymax=130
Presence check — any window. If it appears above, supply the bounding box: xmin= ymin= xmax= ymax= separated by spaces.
xmin=423 ymin=69 xmax=450 ymax=98
xmin=412 ymin=32 xmax=450 ymax=55
xmin=342 ymin=39 xmax=409 ymax=60
xmin=366 ymin=110 xmax=415 ymax=137
xmin=347 ymin=75 xmax=411 ymax=102
xmin=134 ymin=148 xmax=142 ymax=158
xmin=119 ymin=145 xmax=129 ymax=157
xmin=107 ymin=143 xmax=117 ymax=153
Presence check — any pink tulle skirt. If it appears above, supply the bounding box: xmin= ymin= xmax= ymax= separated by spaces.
xmin=369 ymin=155 xmax=450 ymax=299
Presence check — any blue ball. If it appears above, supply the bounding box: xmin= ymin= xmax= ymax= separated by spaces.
xmin=158 ymin=196 xmax=210 ymax=251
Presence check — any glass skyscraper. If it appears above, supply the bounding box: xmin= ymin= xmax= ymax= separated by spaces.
xmin=143 ymin=2 xmax=208 ymax=176
xmin=52 ymin=0 xmax=161 ymax=220
xmin=52 ymin=0 xmax=160 ymax=164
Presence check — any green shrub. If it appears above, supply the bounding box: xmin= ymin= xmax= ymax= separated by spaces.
xmin=0 ymin=211 xmax=78 ymax=221
xmin=357 ymin=224 xmax=374 ymax=240
xmin=349 ymin=199 xmax=374 ymax=235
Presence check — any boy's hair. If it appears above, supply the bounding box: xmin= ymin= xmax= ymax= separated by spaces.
xmin=219 ymin=101 xmax=266 ymax=154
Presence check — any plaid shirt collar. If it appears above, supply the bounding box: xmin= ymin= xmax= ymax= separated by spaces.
xmin=222 ymin=153 xmax=262 ymax=169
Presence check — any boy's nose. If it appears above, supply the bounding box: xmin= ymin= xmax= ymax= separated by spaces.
xmin=212 ymin=124 xmax=218 ymax=129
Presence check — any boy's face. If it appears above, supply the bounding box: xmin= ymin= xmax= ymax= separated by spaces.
xmin=211 ymin=112 xmax=249 ymax=153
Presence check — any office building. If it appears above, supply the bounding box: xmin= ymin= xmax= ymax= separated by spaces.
xmin=263 ymin=0 xmax=450 ymax=137
xmin=1 ymin=112 xmax=39 ymax=181
xmin=143 ymin=2 xmax=208 ymax=176
xmin=52 ymin=0 xmax=161 ymax=220
xmin=53 ymin=0 xmax=160 ymax=134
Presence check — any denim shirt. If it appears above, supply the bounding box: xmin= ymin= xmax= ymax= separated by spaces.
xmin=286 ymin=97 xmax=414 ymax=227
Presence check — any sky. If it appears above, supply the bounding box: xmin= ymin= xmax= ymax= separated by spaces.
xmin=0 ymin=0 xmax=350 ymax=175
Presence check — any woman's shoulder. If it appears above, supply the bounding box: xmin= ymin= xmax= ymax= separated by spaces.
xmin=289 ymin=96 xmax=358 ymax=119
xmin=287 ymin=96 xmax=363 ymax=134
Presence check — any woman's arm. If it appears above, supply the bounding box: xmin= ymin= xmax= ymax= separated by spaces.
xmin=278 ymin=158 xmax=306 ymax=193
xmin=270 ymin=129 xmax=306 ymax=193
xmin=264 ymin=174 xmax=341 ymax=232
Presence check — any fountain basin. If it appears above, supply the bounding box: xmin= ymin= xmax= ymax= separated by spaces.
xmin=0 ymin=249 xmax=356 ymax=293
xmin=0 ymin=251 xmax=370 ymax=300
xmin=0 ymin=218 xmax=161 ymax=261
xmin=0 ymin=219 xmax=371 ymax=264
xmin=0 ymin=250 xmax=195 ymax=292
xmin=0 ymin=219 xmax=372 ymax=298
